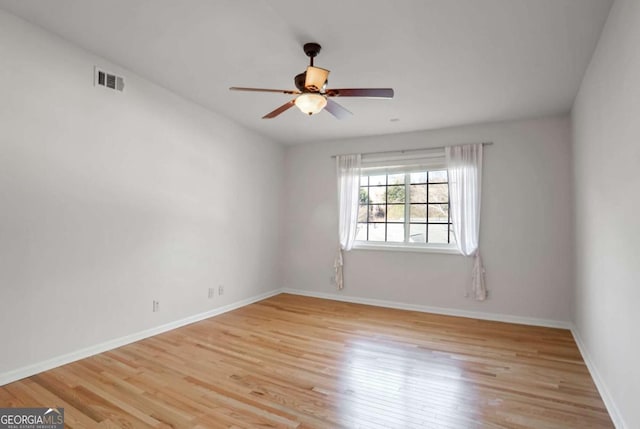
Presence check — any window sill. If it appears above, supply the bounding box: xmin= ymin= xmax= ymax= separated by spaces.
xmin=352 ymin=242 xmax=461 ymax=255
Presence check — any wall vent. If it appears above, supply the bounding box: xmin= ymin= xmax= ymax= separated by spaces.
xmin=94 ymin=67 xmax=124 ymax=92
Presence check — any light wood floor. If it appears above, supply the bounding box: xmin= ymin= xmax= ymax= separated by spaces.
xmin=0 ymin=294 xmax=613 ymax=428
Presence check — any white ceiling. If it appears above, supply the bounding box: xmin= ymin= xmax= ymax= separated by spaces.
xmin=0 ymin=0 xmax=612 ymax=145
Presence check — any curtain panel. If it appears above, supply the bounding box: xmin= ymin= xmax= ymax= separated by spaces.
xmin=446 ymin=144 xmax=487 ymax=301
xmin=334 ymin=154 xmax=361 ymax=290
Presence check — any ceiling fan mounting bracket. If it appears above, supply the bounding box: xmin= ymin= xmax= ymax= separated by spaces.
xmin=303 ymin=43 xmax=321 ymax=58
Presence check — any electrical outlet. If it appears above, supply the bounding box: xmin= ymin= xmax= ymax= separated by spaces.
xmin=208 ymin=288 xmax=214 ymax=299
xmin=152 ymin=300 xmax=160 ymax=312
xmin=218 ymin=285 xmax=224 ymax=296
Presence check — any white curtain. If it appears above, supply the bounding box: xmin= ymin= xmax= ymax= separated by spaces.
xmin=446 ymin=144 xmax=486 ymax=301
xmin=334 ymin=154 xmax=361 ymax=290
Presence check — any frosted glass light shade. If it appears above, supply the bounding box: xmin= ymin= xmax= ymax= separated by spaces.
xmin=305 ymin=66 xmax=329 ymax=92
xmin=295 ymin=93 xmax=327 ymax=115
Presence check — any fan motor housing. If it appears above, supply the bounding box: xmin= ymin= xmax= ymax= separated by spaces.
xmin=294 ymin=72 xmax=306 ymax=91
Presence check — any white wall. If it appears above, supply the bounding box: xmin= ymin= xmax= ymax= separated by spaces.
xmin=282 ymin=116 xmax=573 ymax=323
xmin=0 ymin=10 xmax=283 ymax=377
xmin=572 ymin=0 xmax=640 ymax=427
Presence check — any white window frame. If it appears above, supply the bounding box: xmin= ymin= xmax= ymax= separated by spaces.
xmin=352 ymin=149 xmax=458 ymax=255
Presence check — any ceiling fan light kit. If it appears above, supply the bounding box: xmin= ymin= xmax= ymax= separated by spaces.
xmin=295 ymin=93 xmax=327 ymax=115
xmin=230 ymin=43 xmax=394 ymax=119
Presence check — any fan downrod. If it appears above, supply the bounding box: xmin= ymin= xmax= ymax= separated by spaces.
xmin=295 ymin=43 xmax=323 ymax=91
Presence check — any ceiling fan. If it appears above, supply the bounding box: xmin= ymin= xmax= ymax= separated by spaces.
xmin=230 ymin=43 xmax=394 ymax=119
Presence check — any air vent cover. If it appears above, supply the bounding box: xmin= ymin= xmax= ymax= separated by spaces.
xmin=94 ymin=67 xmax=124 ymax=92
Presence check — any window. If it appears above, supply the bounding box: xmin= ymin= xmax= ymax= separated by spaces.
xmin=354 ymin=166 xmax=455 ymax=251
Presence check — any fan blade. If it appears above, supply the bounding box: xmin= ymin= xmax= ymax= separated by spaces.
xmin=325 ymin=88 xmax=394 ymax=98
xmin=305 ymin=66 xmax=330 ymax=92
xmin=324 ymin=99 xmax=352 ymax=120
xmin=230 ymin=87 xmax=301 ymax=95
xmin=262 ymin=100 xmax=296 ymax=119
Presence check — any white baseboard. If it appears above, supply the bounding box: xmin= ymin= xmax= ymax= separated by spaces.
xmin=281 ymin=288 xmax=571 ymax=329
xmin=571 ymin=327 xmax=627 ymax=429
xmin=0 ymin=289 xmax=281 ymax=387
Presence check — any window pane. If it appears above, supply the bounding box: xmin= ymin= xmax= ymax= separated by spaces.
xmin=356 ymin=223 xmax=367 ymax=241
xmin=356 ymin=170 xmax=453 ymax=246
xmin=428 ymin=184 xmax=448 ymax=203
xmin=388 ymin=174 xmax=405 ymax=185
xmin=410 ymin=204 xmax=426 ymax=222
xmin=410 ymin=184 xmax=427 ymax=203
xmin=428 ymin=224 xmax=449 ymax=244
xmin=358 ymin=205 xmax=368 ymax=222
xmin=359 ymin=187 xmax=368 ymax=204
xmin=387 ymin=185 xmax=405 ymax=203
xmin=370 ymin=175 xmax=386 ymax=186
xmin=369 ymin=186 xmax=386 ymax=203
xmin=387 ymin=204 xmax=404 ymax=222
xmin=428 ymin=204 xmax=448 ymax=222
xmin=428 ymin=170 xmax=448 ymax=183
xmin=387 ymin=224 xmax=404 ymax=242
xmin=410 ymin=172 xmax=427 ymax=184
xmin=368 ymin=223 xmax=385 ymax=241
xmin=368 ymin=205 xmax=386 ymax=222
xmin=409 ymin=224 xmax=426 ymax=243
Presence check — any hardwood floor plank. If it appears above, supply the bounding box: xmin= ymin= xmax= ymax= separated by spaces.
xmin=0 ymin=294 xmax=613 ymax=428
xmin=5 ymin=380 xmax=101 ymax=428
